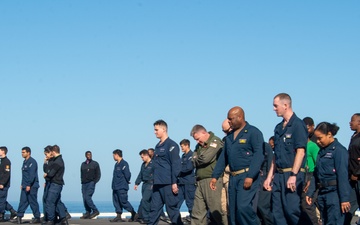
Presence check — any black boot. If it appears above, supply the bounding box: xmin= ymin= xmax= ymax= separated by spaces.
xmin=128 ymin=211 xmax=138 ymax=222
xmin=80 ymin=212 xmax=90 ymax=219
xmin=89 ymin=210 xmax=99 ymax=219
xmin=10 ymin=208 xmax=17 ymax=220
xmin=0 ymin=213 xmax=7 ymax=222
xmin=109 ymin=213 xmax=123 ymax=222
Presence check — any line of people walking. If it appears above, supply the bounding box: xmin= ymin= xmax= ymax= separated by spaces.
xmin=1 ymin=92 xmax=360 ymax=225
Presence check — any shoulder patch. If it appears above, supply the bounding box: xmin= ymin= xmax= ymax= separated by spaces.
xmin=122 ymin=165 xmax=126 ymax=170
xmin=169 ymin=146 xmax=175 ymax=152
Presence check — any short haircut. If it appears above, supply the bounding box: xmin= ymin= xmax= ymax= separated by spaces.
xmin=52 ymin=145 xmax=60 ymax=153
xmin=85 ymin=151 xmax=92 ymax=155
xmin=0 ymin=146 xmax=8 ymax=154
xmin=354 ymin=113 xmax=360 ymax=118
xmin=139 ymin=149 xmax=149 ymax=156
xmin=153 ymin=120 xmax=168 ymax=129
xmin=22 ymin=146 xmax=31 ymax=153
xmin=44 ymin=145 xmax=52 ymax=153
xmin=274 ymin=93 xmax=292 ymax=107
xmin=147 ymin=148 xmax=154 ymax=152
xmin=113 ymin=149 xmax=123 ymax=157
xmin=180 ymin=139 xmax=190 ymax=146
xmin=269 ymin=136 xmax=275 ymax=142
xmin=190 ymin=124 xmax=207 ymax=136
xmin=303 ymin=117 xmax=314 ymax=126
xmin=315 ymin=122 xmax=340 ymax=136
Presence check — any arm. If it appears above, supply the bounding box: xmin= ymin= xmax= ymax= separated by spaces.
xmin=95 ymin=162 xmax=101 ymax=183
xmin=210 ymin=148 xmax=227 ymax=190
xmin=170 ymin=145 xmax=181 ymax=185
xmin=193 ymin=141 xmax=223 ymax=167
xmin=263 ymin=156 xmax=275 ymax=191
xmin=287 ymin=148 xmax=305 ymax=192
xmin=123 ymin=162 xmax=131 ymax=184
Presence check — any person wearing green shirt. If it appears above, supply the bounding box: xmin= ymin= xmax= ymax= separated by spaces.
xmin=300 ymin=117 xmax=320 ymax=225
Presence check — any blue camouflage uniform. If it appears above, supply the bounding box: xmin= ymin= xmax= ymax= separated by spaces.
xmin=272 ymin=113 xmax=307 ymax=225
xmin=307 ymin=139 xmax=351 ymax=225
xmin=148 ymin=137 xmax=183 ymax=225
xmin=135 ymin=160 xmax=154 ymax=222
xmin=112 ymin=159 xmax=135 ymax=215
xmin=17 ymin=156 xmax=40 ymax=219
xmin=177 ymin=150 xmax=195 ymax=215
xmin=213 ymin=122 xmax=264 ymax=225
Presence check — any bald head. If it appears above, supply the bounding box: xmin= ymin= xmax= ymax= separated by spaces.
xmin=227 ymin=106 xmax=245 ymax=131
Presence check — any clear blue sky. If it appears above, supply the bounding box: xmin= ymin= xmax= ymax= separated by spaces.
xmin=0 ymin=1 xmax=359 ymax=205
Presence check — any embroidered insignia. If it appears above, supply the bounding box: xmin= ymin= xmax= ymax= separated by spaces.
xmin=29 ymin=163 xmax=32 ymax=168
xmin=169 ymin=146 xmax=175 ymax=152
xmin=188 ymin=156 xmax=192 ymax=160
xmin=285 ymin=134 xmax=292 ymax=138
xmin=210 ymin=142 xmax=217 ymax=148
xmin=122 ymin=166 xmax=126 ymax=170
xmin=244 ymin=130 xmax=248 ymax=133
xmin=239 ymin=139 xmax=247 ymax=144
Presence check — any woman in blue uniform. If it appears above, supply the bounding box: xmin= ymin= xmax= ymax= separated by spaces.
xmin=306 ymin=122 xmax=351 ymax=225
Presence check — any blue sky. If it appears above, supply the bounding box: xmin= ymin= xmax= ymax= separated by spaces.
xmin=0 ymin=1 xmax=359 ymax=206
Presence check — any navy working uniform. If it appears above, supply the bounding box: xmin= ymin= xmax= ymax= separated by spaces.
xmin=148 ymin=137 xmax=183 ymax=225
xmin=45 ymin=154 xmax=67 ymax=223
xmin=257 ymin=143 xmax=274 ymax=225
xmin=177 ymin=149 xmax=196 ymax=216
xmin=135 ymin=159 xmax=154 ymax=222
xmin=307 ymin=139 xmax=350 ymax=225
xmin=345 ymin=131 xmax=360 ymax=224
xmin=112 ymin=159 xmax=135 ymax=215
xmin=17 ymin=156 xmax=40 ymax=219
xmin=213 ymin=122 xmax=264 ymax=225
xmin=272 ymin=113 xmax=307 ymax=225
xmin=81 ymin=159 xmax=101 ymax=214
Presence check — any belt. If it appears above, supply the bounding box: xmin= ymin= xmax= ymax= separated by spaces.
xmin=277 ymin=168 xmax=306 ymax=174
xmin=230 ymin=168 xmax=249 ymax=176
xmin=317 ymin=180 xmax=337 ymax=189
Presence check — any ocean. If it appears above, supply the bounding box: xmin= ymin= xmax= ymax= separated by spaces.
xmin=8 ymin=201 xmax=189 ymax=214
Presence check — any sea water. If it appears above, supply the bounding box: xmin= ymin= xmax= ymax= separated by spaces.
xmin=8 ymin=201 xmax=189 ymax=214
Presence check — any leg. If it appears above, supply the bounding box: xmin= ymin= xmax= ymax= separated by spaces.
xmin=28 ymin=187 xmax=41 ymax=219
xmin=148 ymin=185 xmax=165 ymax=225
xmin=191 ymin=182 xmax=207 ymax=225
xmin=112 ymin=190 xmax=122 ymax=214
xmin=17 ymin=189 xmax=30 ymax=218
xmin=184 ymin=184 xmax=196 ymax=215
xmin=272 ymin=173 xmax=288 ymax=225
xmin=163 ymin=184 xmax=182 ymax=225
xmin=236 ymin=175 xmax=259 ymax=225
xmin=82 ymin=183 xmax=91 ymax=213
xmin=204 ymin=178 xmax=227 ymax=225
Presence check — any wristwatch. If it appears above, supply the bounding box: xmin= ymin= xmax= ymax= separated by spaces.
xmin=290 ymin=172 xmax=297 ymax=176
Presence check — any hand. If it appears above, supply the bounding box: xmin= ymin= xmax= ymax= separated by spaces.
xmin=287 ymin=175 xmax=297 ymax=192
xmin=172 ymin=183 xmax=178 ymax=195
xmin=306 ymin=196 xmax=312 ymax=205
xmin=0 ymin=185 xmax=3 ymax=189
xmin=43 ymin=173 xmax=47 ymax=178
xmin=263 ymin=178 xmax=272 ymax=191
xmin=341 ymin=202 xmax=351 ymax=213
xmin=26 ymin=186 xmax=31 ymax=192
xmin=303 ymin=180 xmax=310 ymax=193
xmin=243 ymin=177 xmax=253 ymax=190
xmin=134 ymin=185 xmax=138 ymax=191
xmin=209 ymin=178 xmax=217 ymax=191
xmin=351 ymin=174 xmax=358 ymax=181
